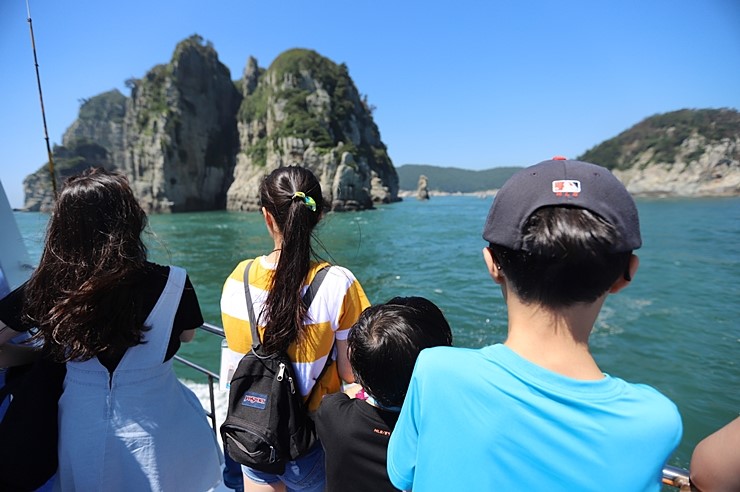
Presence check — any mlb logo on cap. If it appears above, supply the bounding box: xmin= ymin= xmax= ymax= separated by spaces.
xmin=552 ymin=180 xmax=581 ymax=196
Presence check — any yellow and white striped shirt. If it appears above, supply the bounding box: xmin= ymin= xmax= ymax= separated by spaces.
xmin=220 ymin=256 xmax=370 ymax=411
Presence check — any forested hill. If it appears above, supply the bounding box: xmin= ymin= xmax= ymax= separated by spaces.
xmin=396 ymin=164 xmax=520 ymax=192
xmin=578 ymin=108 xmax=739 ymax=196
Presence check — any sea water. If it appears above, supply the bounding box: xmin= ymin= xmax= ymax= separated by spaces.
xmin=12 ymin=195 xmax=740 ymax=469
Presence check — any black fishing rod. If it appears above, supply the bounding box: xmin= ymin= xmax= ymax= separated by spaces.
xmin=25 ymin=0 xmax=57 ymax=198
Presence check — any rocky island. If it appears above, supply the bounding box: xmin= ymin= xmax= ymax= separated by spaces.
xmin=22 ymin=36 xmax=398 ymax=213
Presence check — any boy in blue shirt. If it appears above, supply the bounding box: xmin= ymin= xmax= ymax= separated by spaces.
xmin=387 ymin=158 xmax=682 ymax=491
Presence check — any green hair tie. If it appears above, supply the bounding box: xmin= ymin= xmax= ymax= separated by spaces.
xmin=292 ymin=191 xmax=317 ymax=212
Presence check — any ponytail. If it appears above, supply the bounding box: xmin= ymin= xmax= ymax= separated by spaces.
xmin=259 ymin=166 xmax=323 ymax=353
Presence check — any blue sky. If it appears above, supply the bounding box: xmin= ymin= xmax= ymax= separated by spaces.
xmin=1 ymin=0 xmax=739 ymax=208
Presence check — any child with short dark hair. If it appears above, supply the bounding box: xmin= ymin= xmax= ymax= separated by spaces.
xmin=387 ymin=158 xmax=683 ymax=492
xmin=316 ymin=296 xmax=452 ymax=492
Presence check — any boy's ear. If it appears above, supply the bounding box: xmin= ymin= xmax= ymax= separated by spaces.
xmin=482 ymin=247 xmax=505 ymax=285
xmin=609 ymin=254 xmax=639 ymax=293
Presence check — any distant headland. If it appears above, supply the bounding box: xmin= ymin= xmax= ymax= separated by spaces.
xmin=397 ymin=109 xmax=740 ymax=198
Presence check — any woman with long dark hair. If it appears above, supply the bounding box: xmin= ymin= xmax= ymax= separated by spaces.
xmin=220 ymin=166 xmax=370 ymax=492
xmin=0 ymin=168 xmax=222 ymax=491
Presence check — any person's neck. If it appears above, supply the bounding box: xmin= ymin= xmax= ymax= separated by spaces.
xmin=503 ymin=294 xmax=606 ymax=380
xmin=364 ymin=393 xmax=402 ymax=412
xmin=264 ymin=248 xmax=281 ymax=264
xmin=264 ymin=236 xmax=283 ymax=264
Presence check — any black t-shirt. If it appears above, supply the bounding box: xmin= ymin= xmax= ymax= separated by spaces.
xmin=0 ymin=262 xmax=203 ymax=372
xmin=315 ymin=393 xmax=401 ymax=492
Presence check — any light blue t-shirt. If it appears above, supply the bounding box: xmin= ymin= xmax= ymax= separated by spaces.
xmin=387 ymin=344 xmax=682 ymax=492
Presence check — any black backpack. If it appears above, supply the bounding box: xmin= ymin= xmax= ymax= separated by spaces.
xmin=220 ymin=261 xmax=332 ymax=474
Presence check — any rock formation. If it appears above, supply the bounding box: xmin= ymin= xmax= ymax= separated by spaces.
xmin=22 ymin=90 xmax=127 ymax=211
xmin=21 ymin=42 xmax=399 ymax=213
xmin=225 ymin=49 xmax=398 ymax=211
xmin=416 ymin=174 xmax=430 ymax=200
xmin=120 ymin=35 xmax=241 ymax=213
xmin=579 ymin=108 xmax=740 ymax=197
xmin=65 ymin=89 xmax=127 ymax=168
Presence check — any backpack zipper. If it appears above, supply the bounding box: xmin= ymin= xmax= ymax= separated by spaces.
xmin=276 ymin=362 xmax=296 ymax=394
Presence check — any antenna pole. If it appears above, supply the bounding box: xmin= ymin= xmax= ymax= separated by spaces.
xmin=26 ymin=0 xmax=58 ymax=198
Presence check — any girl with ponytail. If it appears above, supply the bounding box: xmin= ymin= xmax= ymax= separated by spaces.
xmin=220 ymin=166 xmax=370 ymax=492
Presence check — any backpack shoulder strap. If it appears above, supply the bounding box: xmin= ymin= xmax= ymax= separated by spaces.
xmin=242 ymin=261 xmax=261 ymax=351
xmin=304 ymin=265 xmax=335 ymax=399
xmin=243 ymin=262 xmax=331 ymax=352
xmin=302 ymin=265 xmax=330 ymax=308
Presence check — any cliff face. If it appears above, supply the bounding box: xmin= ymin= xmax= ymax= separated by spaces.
xmin=579 ymin=109 xmax=740 ymax=197
xmin=226 ymin=49 xmax=398 ymax=211
xmin=22 ymin=90 xmax=127 ymax=211
xmin=611 ymin=135 xmax=740 ymax=196
xmin=64 ymin=89 xmax=127 ymax=167
xmin=22 ymin=41 xmax=398 ymax=212
xmin=121 ymin=36 xmax=241 ymax=213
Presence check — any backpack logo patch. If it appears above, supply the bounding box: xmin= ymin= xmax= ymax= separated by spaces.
xmin=241 ymin=391 xmax=268 ymax=409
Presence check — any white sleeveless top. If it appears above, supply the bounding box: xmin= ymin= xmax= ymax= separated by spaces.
xmin=55 ymin=266 xmax=222 ymax=491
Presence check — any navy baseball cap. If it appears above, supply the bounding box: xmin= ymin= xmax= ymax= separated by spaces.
xmin=482 ymin=158 xmax=641 ymax=253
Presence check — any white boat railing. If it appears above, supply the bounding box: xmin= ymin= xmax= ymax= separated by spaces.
xmin=175 ymin=323 xmax=692 ymax=490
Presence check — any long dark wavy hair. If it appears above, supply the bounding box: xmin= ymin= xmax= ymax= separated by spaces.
xmin=23 ymin=167 xmax=149 ymax=362
xmin=259 ymin=166 xmax=324 ymax=353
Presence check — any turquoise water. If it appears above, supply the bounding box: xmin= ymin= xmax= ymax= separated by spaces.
xmin=13 ymin=196 xmax=740 ymax=469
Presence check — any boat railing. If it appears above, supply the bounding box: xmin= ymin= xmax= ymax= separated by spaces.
xmin=175 ymin=323 xmax=692 ymax=490
xmin=173 ymin=322 xmax=224 ymax=435
xmin=662 ymin=465 xmax=691 ymax=490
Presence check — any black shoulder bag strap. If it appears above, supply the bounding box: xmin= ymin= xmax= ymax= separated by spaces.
xmin=242 ymin=261 xmax=334 ymax=387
